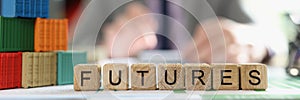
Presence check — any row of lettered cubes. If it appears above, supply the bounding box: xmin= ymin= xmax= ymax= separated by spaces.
xmin=74 ymin=63 xmax=267 ymax=91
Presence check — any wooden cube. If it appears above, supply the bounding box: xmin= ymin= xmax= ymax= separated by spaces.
xmin=131 ymin=64 xmax=156 ymax=90
xmin=185 ymin=63 xmax=211 ymax=90
xmin=74 ymin=64 xmax=101 ymax=91
xmin=212 ymin=64 xmax=239 ymax=90
xmin=240 ymin=63 xmax=268 ymax=90
xmin=103 ymin=63 xmax=129 ymax=90
xmin=158 ymin=64 xmax=184 ymax=90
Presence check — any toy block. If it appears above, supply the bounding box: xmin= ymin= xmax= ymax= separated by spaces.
xmin=74 ymin=64 xmax=101 ymax=91
xmin=240 ymin=63 xmax=268 ymax=90
xmin=131 ymin=64 xmax=156 ymax=90
xmin=185 ymin=63 xmax=211 ymax=90
xmin=212 ymin=64 xmax=239 ymax=90
xmin=103 ymin=63 xmax=129 ymax=90
xmin=158 ymin=64 xmax=184 ymax=90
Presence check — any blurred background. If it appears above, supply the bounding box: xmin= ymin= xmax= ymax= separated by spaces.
xmin=50 ymin=0 xmax=300 ymax=68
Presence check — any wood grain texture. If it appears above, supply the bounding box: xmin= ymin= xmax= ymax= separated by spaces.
xmin=212 ymin=63 xmax=239 ymax=90
xmin=103 ymin=63 xmax=129 ymax=90
xmin=158 ymin=63 xmax=184 ymax=90
xmin=74 ymin=64 xmax=101 ymax=91
xmin=240 ymin=63 xmax=268 ymax=90
xmin=131 ymin=64 xmax=156 ymax=90
xmin=185 ymin=63 xmax=211 ymax=90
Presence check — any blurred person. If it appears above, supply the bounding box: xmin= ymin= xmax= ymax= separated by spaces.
xmin=75 ymin=0 xmax=290 ymax=66
xmin=102 ymin=2 xmax=158 ymax=58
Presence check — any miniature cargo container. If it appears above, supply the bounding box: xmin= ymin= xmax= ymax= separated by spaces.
xmin=57 ymin=51 xmax=87 ymax=85
xmin=34 ymin=18 xmax=68 ymax=52
xmin=0 ymin=16 xmax=34 ymax=52
xmin=22 ymin=52 xmax=57 ymax=88
xmin=0 ymin=52 xmax=22 ymax=89
xmin=0 ymin=0 xmax=49 ymax=18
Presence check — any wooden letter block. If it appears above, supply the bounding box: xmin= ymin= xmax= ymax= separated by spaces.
xmin=185 ymin=63 xmax=211 ymax=90
xmin=74 ymin=64 xmax=101 ymax=91
xmin=131 ymin=64 xmax=156 ymax=90
xmin=158 ymin=64 xmax=184 ymax=90
xmin=240 ymin=63 xmax=268 ymax=90
xmin=212 ymin=64 xmax=239 ymax=90
xmin=103 ymin=63 xmax=129 ymax=90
